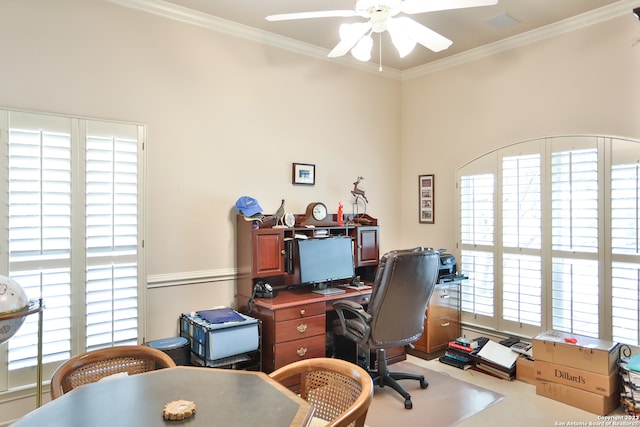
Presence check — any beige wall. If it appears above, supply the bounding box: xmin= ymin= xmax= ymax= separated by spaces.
xmin=0 ymin=1 xmax=400 ymax=420
xmin=0 ymin=0 xmax=638 ymax=422
xmin=400 ymin=13 xmax=640 ymax=254
xmin=0 ymin=0 xmax=401 ymax=344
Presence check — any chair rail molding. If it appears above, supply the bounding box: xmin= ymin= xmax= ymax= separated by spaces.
xmin=147 ymin=268 xmax=237 ymax=288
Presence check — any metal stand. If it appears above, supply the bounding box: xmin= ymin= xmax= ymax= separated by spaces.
xmin=352 ymin=195 xmax=367 ymax=219
xmin=0 ymin=299 xmax=45 ymax=407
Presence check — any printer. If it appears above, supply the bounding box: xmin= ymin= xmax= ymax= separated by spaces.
xmin=437 ymin=250 xmax=459 ymax=282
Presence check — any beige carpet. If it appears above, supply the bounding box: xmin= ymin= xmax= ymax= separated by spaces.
xmin=365 ymin=361 xmax=505 ymax=427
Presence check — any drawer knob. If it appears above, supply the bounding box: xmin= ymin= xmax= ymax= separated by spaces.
xmin=296 ymin=347 xmax=308 ymax=357
xmin=441 ymin=322 xmax=450 ymax=327
xmin=296 ymin=323 xmax=308 ymax=333
xmin=440 ymin=294 xmax=450 ymax=299
xmin=300 ymin=309 xmax=306 ymax=316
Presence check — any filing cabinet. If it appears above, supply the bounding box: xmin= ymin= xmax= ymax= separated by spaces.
xmin=413 ymin=281 xmax=461 ymax=354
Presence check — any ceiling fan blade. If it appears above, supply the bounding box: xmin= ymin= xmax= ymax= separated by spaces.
xmin=401 ymin=0 xmax=498 ymax=15
xmin=395 ymin=17 xmax=452 ymax=52
xmin=328 ymin=22 xmax=372 ymax=58
xmin=266 ymin=10 xmax=357 ymax=21
xmin=386 ymin=18 xmax=417 ymax=58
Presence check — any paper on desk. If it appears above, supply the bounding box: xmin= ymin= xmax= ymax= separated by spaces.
xmin=477 ymin=340 xmax=519 ymax=369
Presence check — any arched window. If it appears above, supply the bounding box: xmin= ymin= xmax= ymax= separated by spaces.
xmin=457 ymin=135 xmax=640 ymax=344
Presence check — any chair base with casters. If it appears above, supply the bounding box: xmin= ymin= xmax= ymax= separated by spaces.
xmin=367 ymin=348 xmax=427 ymax=409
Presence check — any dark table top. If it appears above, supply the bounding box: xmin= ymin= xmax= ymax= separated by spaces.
xmin=13 ymin=367 xmax=314 ymax=427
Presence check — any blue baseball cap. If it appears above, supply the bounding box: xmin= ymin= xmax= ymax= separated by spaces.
xmin=235 ymin=196 xmax=263 ymax=217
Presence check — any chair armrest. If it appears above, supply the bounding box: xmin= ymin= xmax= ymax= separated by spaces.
xmin=332 ymin=300 xmax=372 ymax=322
xmin=332 ymin=300 xmax=372 ymax=345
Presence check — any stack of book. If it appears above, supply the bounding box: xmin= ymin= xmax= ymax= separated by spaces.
xmin=473 ymin=339 xmax=518 ymax=380
xmin=439 ymin=337 xmax=518 ymax=380
xmin=438 ymin=337 xmax=484 ymax=370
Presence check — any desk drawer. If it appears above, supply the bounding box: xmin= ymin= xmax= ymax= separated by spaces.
xmin=428 ymin=284 xmax=459 ymax=319
xmin=274 ymin=335 xmax=326 ymax=369
xmin=275 ymin=315 xmax=325 ymax=343
xmin=426 ymin=314 xmax=460 ymax=353
xmin=274 ymin=302 xmax=325 ymax=322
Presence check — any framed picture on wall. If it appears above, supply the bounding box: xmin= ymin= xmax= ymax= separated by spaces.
xmin=292 ymin=163 xmax=315 ymax=185
xmin=419 ymin=174 xmax=434 ymax=224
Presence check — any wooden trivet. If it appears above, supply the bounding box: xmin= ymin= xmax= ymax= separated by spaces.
xmin=162 ymin=399 xmax=196 ymax=421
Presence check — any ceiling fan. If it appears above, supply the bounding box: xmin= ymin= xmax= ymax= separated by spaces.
xmin=266 ymin=0 xmax=498 ymax=63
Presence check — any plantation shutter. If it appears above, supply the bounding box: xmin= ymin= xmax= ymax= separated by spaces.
xmin=501 ymin=152 xmax=542 ymax=333
xmin=85 ymin=121 xmax=140 ymax=350
xmin=1 ymin=110 xmax=144 ymax=390
xmin=550 ymin=140 xmax=599 ymax=337
xmin=459 ymin=171 xmax=495 ymax=324
xmin=610 ymin=139 xmax=640 ymax=345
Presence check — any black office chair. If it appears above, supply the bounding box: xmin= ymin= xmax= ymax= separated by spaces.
xmin=333 ymin=247 xmax=440 ymax=409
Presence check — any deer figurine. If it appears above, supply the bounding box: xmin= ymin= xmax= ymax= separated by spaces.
xmin=351 ymin=176 xmax=368 ymax=203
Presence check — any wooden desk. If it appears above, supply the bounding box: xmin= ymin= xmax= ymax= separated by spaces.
xmin=246 ymin=286 xmax=406 ymax=373
xmin=13 ymin=367 xmax=314 ymax=427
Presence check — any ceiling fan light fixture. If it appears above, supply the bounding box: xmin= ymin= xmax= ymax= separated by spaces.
xmin=370 ymin=8 xmax=390 ymax=33
xmin=351 ymin=34 xmax=373 ymax=61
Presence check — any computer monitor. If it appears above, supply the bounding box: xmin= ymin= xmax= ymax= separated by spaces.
xmin=297 ymin=237 xmax=355 ymax=287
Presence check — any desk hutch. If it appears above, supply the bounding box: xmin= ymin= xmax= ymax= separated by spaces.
xmin=235 ymin=212 xmax=391 ymax=373
xmin=235 ymin=211 xmax=461 ymax=371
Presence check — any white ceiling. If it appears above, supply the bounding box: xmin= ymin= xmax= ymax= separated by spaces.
xmin=120 ymin=0 xmax=634 ymax=72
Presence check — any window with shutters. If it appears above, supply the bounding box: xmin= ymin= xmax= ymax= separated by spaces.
xmin=550 ymin=144 xmax=600 ymax=337
xmin=459 ymin=173 xmax=495 ymax=322
xmin=457 ymin=136 xmax=640 ymax=344
xmin=501 ymin=151 xmax=542 ymax=336
xmin=0 ymin=109 xmax=145 ymax=391
xmin=610 ymin=139 xmax=640 ymax=345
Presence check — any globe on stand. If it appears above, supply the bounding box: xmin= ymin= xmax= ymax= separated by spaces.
xmin=0 ymin=275 xmax=30 ymax=345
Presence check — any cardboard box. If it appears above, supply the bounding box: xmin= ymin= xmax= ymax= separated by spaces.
xmin=536 ymin=380 xmax=620 ymax=415
xmin=180 ymin=312 xmax=259 ymax=365
xmin=532 ymin=330 xmax=619 ymax=375
xmin=516 ymin=356 xmax=536 ymax=385
xmin=534 ymin=360 xmax=619 ymax=396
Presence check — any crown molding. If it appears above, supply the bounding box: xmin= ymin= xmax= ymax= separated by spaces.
xmin=402 ymin=0 xmax=637 ymax=80
xmin=109 ymin=0 xmax=635 ymax=81
xmin=107 ymin=0 xmax=400 ymax=79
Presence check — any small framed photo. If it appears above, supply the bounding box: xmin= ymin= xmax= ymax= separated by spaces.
xmin=419 ymin=174 xmax=434 ymax=224
xmin=292 ymin=163 xmax=315 ymax=185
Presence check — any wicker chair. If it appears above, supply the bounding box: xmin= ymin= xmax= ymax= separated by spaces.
xmin=50 ymin=345 xmax=176 ymax=399
xmin=268 ymin=357 xmax=373 ymax=427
